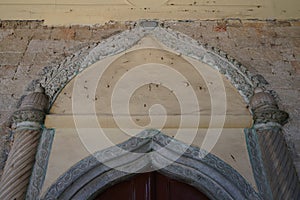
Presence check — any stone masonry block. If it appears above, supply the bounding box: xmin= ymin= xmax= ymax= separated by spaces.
xmin=74 ymin=27 xmax=92 ymax=41
xmin=0 ymin=38 xmax=28 ymax=53
xmin=263 ymin=74 xmax=294 ymax=89
xmin=0 ymin=53 xmax=23 ymax=66
xmin=0 ymin=30 xmax=13 ymax=41
xmin=51 ymin=28 xmax=76 ymax=40
xmin=274 ymin=26 xmax=300 ymax=38
xmin=0 ymin=66 xmax=18 ymax=79
xmin=0 ymin=78 xmax=25 ymax=96
xmin=14 ymin=65 xmax=38 ymax=78
xmin=31 ymin=28 xmax=52 ymax=40
xmin=291 ymin=61 xmax=300 ymax=74
xmin=275 ymin=89 xmax=300 ymax=107
xmin=0 ymin=94 xmax=17 ymax=111
xmin=12 ymin=29 xmax=34 ymax=40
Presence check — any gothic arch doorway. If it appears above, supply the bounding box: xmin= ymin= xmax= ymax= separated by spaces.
xmin=42 ymin=130 xmax=261 ymax=200
xmin=39 ymin=22 xmax=260 ymax=200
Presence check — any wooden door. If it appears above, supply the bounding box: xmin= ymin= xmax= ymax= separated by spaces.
xmin=94 ymin=172 xmax=210 ymax=200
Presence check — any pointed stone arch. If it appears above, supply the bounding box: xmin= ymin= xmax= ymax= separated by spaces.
xmin=19 ymin=20 xmax=298 ymax=200
xmin=42 ymin=129 xmax=261 ymax=200
xmin=29 ymin=21 xmax=264 ymax=107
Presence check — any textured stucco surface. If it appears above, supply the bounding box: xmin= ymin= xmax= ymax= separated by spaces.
xmin=0 ymin=20 xmax=299 ymax=179
xmin=0 ymin=0 xmax=299 ymax=25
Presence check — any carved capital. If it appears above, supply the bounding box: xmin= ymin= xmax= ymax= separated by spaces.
xmin=250 ymin=88 xmax=289 ymax=126
xmin=11 ymin=110 xmax=46 ymax=125
xmin=11 ymin=86 xmax=49 ymax=127
xmin=19 ymin=86 xmax=49 ymax=112
xmin=252 ymin=108 xmax=289 ymax=125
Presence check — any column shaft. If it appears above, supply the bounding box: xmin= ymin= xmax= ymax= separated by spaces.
xmin=256 ymin=126 xmax=300 ymax=199
xmin=0 ymin=129 xmax=41 ymax=200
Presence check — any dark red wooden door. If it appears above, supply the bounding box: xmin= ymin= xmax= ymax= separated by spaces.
xmin=94 ymin=172 xmax=210 ymax=200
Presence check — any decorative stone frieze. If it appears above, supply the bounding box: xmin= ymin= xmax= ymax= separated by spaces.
xmin=11 ymin=110 xmax=46 ymax=126
xmin=26 ymin=129 xmax=55 ymax=200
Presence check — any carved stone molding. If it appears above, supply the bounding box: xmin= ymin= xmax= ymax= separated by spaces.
xmin=27 ymin=21 xmax=267 ymax=106
xmin=11 ymin=110 xmax=46 ymax=126
xmin=26 ymin=129 xmax=55 ymax=200
xmin=42 ymin=129 xmax=261 ymax=200
xmin=252 ymin=108 xmax=289 ymax=125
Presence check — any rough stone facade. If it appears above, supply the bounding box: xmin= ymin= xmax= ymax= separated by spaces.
xmin=0 ymin=19 xmax=299 ymax=180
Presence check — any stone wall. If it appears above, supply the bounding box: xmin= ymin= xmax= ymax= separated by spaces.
xmin=0 ymin=19 xmax=299 ymax=179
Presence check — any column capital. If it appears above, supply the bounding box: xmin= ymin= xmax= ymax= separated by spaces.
xmin=249 ymin=88 xmax=288 ymax=126
xmin=11 ymin=85 xmax=49 ymax=127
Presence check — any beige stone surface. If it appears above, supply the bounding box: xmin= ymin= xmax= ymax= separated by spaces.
xmin=45 ymin=114 xmax=252 ymax=129
xmin=42 ymin=128 xmax=256 ymax=194
xmin=42 ymin=36 xmax=255 ymax=194
xmin=49 ymin=36 xmax=251 ymax=128
xmin=0 ymin=0 xmax=299 ymax=25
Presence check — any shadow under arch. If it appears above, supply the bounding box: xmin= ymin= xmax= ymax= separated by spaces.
xmin=42 ymin=129 xmax=261 ymax=200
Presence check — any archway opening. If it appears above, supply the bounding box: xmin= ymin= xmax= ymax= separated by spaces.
xmin=94 ymin=172 xmax=210 ymax=200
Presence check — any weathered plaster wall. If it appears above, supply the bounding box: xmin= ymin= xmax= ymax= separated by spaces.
xmin=0 ymin=20 xmax=130 ymax=176
xmin=0 ymin=0 xmax=299 ymax=25
xmin=0 ymin=19 xmax=299 ymax=180
xmin=167 ymin=20 xmax=300 ymax=178
xmin=42 ymin=128 xmax=256 ymax=194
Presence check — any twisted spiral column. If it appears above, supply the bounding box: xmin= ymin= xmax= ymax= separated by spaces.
xmin=0 ymin=86 xmax=49 ymax=200
xmin=0 ymin=129 xmax=41 ymax=199
xmin=250 ymin=88 xmax=300 ymax=200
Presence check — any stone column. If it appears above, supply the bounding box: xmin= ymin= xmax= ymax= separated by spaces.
xmin=250 ymin=88 xmax=300 ymax=199
xmin=0 ymin=86 xmax=49 ymax=200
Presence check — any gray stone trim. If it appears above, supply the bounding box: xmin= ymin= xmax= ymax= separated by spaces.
xmin=42 ymin=129 xmax=261 ymax=200
xmin=151 ymin=26 xmax=260 ymax=102
xmin=255 ymin=126 xmax=300 ymax=200
xmin=29 ymin=20 xmax=266 ymax=106
xmin=26 ymin=128 xmax=55 ymax=200
xmin=244 ymin=128 xmax=273 ymax=200
xmin=14 ymin=121 xmax=42 ymax=131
